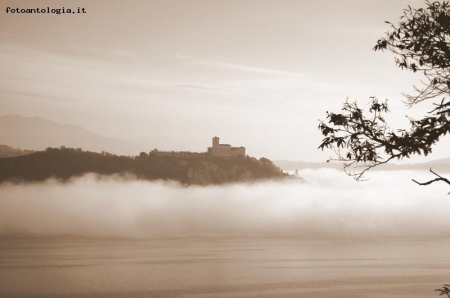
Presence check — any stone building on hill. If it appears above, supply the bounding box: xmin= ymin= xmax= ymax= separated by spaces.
xmin=207 ymin=137 xmax=245 ymax=157
xmin=149 ymin=137 xmax=245 ymax=158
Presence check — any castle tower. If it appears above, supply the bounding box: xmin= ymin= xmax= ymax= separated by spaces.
xmin=212 ymin=137 xmax=219 ymax=148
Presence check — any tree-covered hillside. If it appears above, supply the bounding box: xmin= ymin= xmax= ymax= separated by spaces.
xmin=0 ymin=147 xmax=289 ymax=185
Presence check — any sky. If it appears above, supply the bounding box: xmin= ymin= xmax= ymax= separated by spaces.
xmin=0 ymin=0 xmax=449 ymax=161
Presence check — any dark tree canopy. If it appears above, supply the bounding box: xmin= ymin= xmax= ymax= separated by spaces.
xmin=318 ymin=1 xmax=450 ymax=189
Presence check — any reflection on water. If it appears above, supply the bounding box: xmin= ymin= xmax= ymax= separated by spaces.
xmin=1 ymin=236 xmax=450 ymax=298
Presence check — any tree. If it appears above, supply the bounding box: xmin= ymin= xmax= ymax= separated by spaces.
xmin=318 ymin=0 xmax=450 ymax=191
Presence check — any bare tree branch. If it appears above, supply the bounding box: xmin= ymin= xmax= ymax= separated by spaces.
xmin=412 ymin=168 xmax=450 ymax=194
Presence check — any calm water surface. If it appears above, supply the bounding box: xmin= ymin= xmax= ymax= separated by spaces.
xmin=1 ymin=236 xmax=450 ymax=297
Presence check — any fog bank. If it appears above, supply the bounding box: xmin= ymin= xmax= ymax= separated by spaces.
xmin=1 ymin=169 xmax=449 ymax=238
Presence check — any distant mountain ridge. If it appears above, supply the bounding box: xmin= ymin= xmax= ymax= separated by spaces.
xmin=274 ymin=158 xmax=450 ymax=173
xmin=0 ymin=114 xmax=144 ymax=155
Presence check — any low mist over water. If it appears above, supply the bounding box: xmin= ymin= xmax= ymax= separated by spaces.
xmin=1 ymin=169 xmax=449 ymax=239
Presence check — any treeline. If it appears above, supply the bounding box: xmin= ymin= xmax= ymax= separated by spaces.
xmin=0 ymin=145 xmax=35 ymax=158
xmin=0 ymin=147 xmax=289 ymax=185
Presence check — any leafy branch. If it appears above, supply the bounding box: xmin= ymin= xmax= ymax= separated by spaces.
xmin=374 ymin=1 xmax=450 ymax=106
xmin=318 ymin=1 xmax=450 ymax=192
xmin=318 ymin=97 xmax=450 ymax=181
xmin=436 ymin=284 xmax=450 ymax=297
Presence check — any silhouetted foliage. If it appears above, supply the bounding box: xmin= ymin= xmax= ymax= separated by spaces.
xmin=374 ymin=1 xmax=450 ymax=105
xmin=319 ymin=1 xmax=450 ymax=191
xmin=436 ymin=284 xmax=450 ymax=297
xmin=0 ymin=147 xmax=288 ymax=185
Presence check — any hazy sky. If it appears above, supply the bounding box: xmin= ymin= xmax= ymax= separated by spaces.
xmin=1 ymin=0 xmax=449 ymax=161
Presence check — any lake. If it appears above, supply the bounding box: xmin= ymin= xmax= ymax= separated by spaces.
xmin=1 ymin=236 xmax=450 ymax=298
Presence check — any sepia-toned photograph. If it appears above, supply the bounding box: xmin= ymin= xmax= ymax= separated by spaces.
xmin=1 ymin=0 xmax=450 ymax=297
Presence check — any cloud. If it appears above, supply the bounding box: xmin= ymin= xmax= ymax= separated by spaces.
xmin=192 ymin=60 xmax=301 ymax=76
xmin=0 ymin=169 xmax=449 ymax=239
xmin=176 ymin=54 xmax=304 ymax=77
xmin=174 ymin=84 xmax=247 ymax=95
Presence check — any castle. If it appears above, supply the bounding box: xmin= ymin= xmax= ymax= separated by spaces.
xmin=150 ymin=137 xmax=245 ymax=158
xmin=207 ymin=137 xmax=245 ymax=157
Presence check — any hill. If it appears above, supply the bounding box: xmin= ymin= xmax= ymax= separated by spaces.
xmin=0 ymin=147 xmax=289 ymax=185
xmin=0 ymin=114 xmax=143 ymax=155
xmin=0 ymin=145 xmax=35 ymax=158
xmin=393 ymin=157 xmax=450 ymax=173
xmin=274 ymin=160 xmax=343 ymax=171
xmin=274 ymin=158 xmax=450 ymax=173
